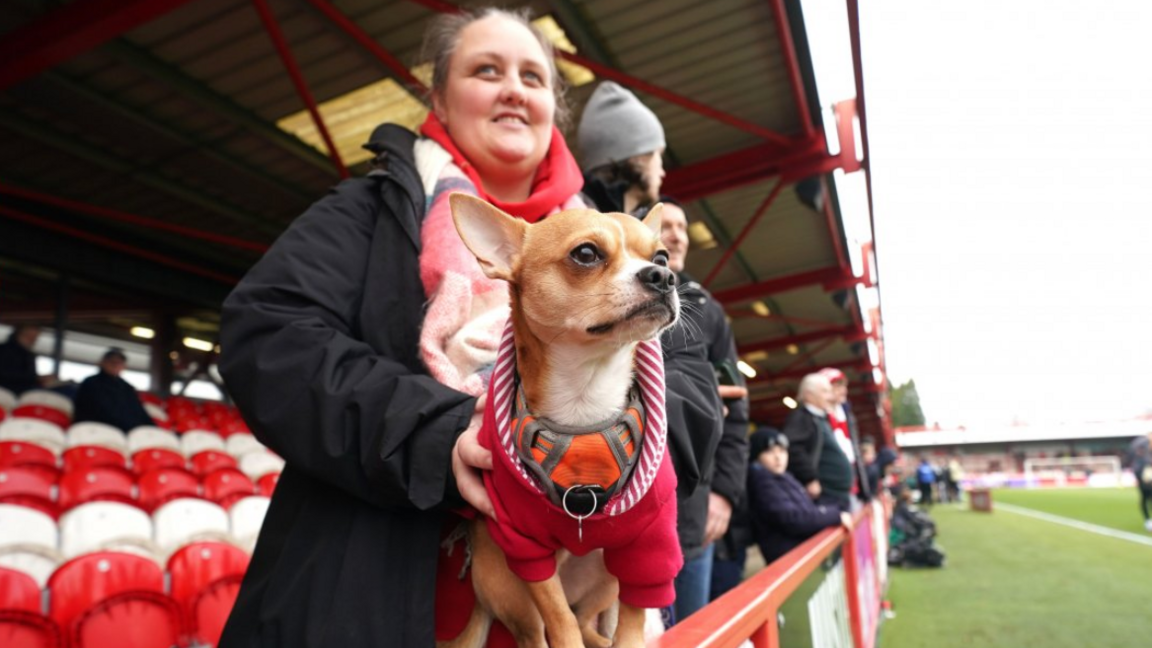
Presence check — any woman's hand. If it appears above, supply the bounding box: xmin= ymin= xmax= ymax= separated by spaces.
xmin=452 ymin=395 xmax=496 ymax=519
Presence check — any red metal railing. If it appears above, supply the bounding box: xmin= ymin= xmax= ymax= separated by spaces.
xmin=651 ymin=502 xmax=889 ymax=648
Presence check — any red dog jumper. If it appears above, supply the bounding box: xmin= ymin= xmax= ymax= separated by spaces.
xmin=478 ymin=322 xmax=682 ymax=609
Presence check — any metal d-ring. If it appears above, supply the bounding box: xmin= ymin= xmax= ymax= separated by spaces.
xmin=562 ymin=485 xmax=598 ymax=543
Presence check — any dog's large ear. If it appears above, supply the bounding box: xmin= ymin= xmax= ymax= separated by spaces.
xmin=640 ymin=203 xmax=664 ymax=238
xmin=450 ymin=193 xmax=525 ymax=281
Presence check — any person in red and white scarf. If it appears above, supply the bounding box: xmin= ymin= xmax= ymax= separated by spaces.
xmin=819 ymin=367 xmax=872 ymax=505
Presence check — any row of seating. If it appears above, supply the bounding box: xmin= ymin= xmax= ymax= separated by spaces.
xmin=0 ymin=418 xmax=272 ymax=458
xmin=1 ymin=499 xmax=267 ymax=584
xmin=0 ymin=462 xmax=279 ymax=518
xmin=1 ymin=542 xmax=248 ymax=648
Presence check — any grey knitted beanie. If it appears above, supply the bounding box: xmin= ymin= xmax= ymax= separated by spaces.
xmin=576 ymin=81 xmax=666 ymax=173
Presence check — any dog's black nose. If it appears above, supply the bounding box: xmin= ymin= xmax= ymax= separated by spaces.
xmin=638 ymin=265 xmax=676 ymax=294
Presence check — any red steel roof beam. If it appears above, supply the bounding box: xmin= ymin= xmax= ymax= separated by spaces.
xmin=403 ymin=0 xmax=798 ymax=147
xmin=739 ymin=325 xmax=861 ymax=357
xmin=251 ymin=0 xmax=349 ymax=179
xmin=0 ymin=183 xmax=269 ymax=253
xmin=0 ymin=0 xmax=201 ymax=90
xmin=702 ymin=179 xmax=786 ymax=288
xmin=302 ymin=0 xmax=428 ymax=95
xmin=770 ymin=0 xmax=815 ymax=137
xmin=0 ymin=206 xmax=239 ymax=285
xmin=712 ymin=266 xmax=854 ymax=305
xmin=748 ymin=359 xmax=872 ymax=385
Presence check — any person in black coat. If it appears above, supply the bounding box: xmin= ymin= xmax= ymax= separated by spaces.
xmin=747 ymin=429 xmax=851 ymax=565
xmin=72 ymin=348 xmax=153 ymax=432
xmin=216 ymin=11 xmax=721 ymax=648
xmin=0 ymin=324 xmax=43 ymax=396
xmin=783 ymin=372 xmax=855 ymax=512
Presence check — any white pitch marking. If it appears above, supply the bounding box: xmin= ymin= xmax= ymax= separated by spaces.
xmin=995 ymin=501 xmax=1152 ymax=547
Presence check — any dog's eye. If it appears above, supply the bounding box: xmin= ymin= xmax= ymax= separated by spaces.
xmin=570 ymin=243 xmax=604 ymax=266
xmin=653 ymin=251 xmax=669 ymax=267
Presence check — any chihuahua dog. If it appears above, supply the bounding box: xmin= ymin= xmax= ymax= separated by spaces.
xmin=443 ymin=194 xmax=684 ymax=648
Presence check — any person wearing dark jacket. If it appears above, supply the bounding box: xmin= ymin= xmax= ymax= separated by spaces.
xmin=577 ymin=85 xmax=727 ymax=624
xmin=747 ymin=429 xmax=851 ymax=564
xmin=0 ymin=324 xmax=43 ymax=396
xmin=783 ymin=372 xmax=855 ymax=512
xmin=217 ymin=11 xmax=720 ymax=648
xmin=73 ymin=348 xmax=152 ymax=432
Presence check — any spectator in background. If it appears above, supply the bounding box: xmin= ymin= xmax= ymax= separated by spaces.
xmin=916 ymin=456 xmax=937 ymax=507
xmin=819 ymin=367 xmax=870 ymax=504
xmin=860 ymin=440 xmax=880 ymax=496
xmin=0 ymin=324 xmax=45 ymax=395
xmin=947 ymin=457 xmax=965 ymax=503
xmin=784 ymin=373 xmax=854 ymax=512
xmin=577 ymin=81 xmax=665 ymax=214
xmin=73 ymin=348 xmax=153 ymax=432
xmin=657 ymin=196 xmax=748 ymax=620
xmin=1128 ymin=432 xmax=1152 ymax=532
xmin=747 ymin=428 xmax=851 ymax=565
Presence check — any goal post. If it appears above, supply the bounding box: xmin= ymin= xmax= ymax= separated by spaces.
xmin=1023 ymin=455 xmax=1122 ymax=488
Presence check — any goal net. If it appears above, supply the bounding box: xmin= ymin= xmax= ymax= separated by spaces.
xmin=1023 ymin=456 xmax=1122 ymax=488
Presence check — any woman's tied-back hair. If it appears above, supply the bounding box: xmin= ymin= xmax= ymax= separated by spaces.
xmin=420 ymin=6 xmax=572 ymax=131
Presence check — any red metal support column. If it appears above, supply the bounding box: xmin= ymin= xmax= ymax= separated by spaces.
xmin=302 ymin=0 xmax=428 ymax=95
xmin=0 ymin=0 xmax=201 ymax=90
xmin=703 ymin=179 xmax=786 ymax=288
xmin=404 ymin=0 xmax=797 ymax=146
xmin=770 ymin=0 xmax=814 ymax=137
xmin=841 ymin=516 xmax=866 ymax=648
xmin=251 ymin=0 xmax=349 ymax=179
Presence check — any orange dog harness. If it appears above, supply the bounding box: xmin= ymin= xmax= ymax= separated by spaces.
xmin=512 ymin=383 xmax=645 ymax=518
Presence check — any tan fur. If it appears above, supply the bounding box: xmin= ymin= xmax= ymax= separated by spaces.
xmin=441 ymin=194 xmax=672 ymax=648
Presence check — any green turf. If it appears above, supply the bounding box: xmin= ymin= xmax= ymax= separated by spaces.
xmin=879 ymin=502 xmax=1152 ymax=648
xmin=990 ymin=487 xmax=1148 ymax=535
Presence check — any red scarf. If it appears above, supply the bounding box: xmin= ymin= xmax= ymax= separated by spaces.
xmin=419 ymin=113 xmax=583 ymax=223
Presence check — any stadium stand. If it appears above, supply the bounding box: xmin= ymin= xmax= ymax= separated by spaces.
xmin=228 ymin=496 xmax=271 ymax=552
xmin=202 ymin=468 xmax=257 ymax=509
xmin=65 ymin=423 xmax=126 ymax=452
xmin=237 ymin=452 xmax=285 ymax=482
xmin=59 ymin=502 xmax=156 ymax=561
xmin=0 ymin=441 xmax=58 ymax=473
xmin=0 ymin=387 xmax=16 ymax=415
xmin=0 ymin=465 xmax=57 ymax=518
xmin=57 ymin=466 xmax=136 ymax=511
xmin=180 ymin=430 xmax=225 ymax=458
xmin=137 ymin=468 xmax=201 ymax=513
xmin=60 ymin=446 xmax=127 ymax=473
xmin=130 ymin=448 xmax=187 ymax=475
xmin=189 ymin=450 xmax=239 ymax=477
xmin=17 ymin=392 xmax=73 ymax=419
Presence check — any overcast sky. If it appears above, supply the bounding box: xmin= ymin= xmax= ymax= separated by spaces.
xmin=859 ymin=1 xmax=1152 ymax=427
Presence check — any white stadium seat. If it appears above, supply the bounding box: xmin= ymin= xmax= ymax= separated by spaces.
xmin=180 ymin=430 xmax=225 ymax=458
xmin=229 ymin=495 xmax=271 ymax=551
xmin=153 ymin=497 xmax=232 ymax=555
xmin=67 ymin=422 xmax=129 ymax=451
xmin=143 ymin=402 xmax=169 ymax=423
xmin=238 ymin=453 xmax=285 ymax=481
xmin=17 ymin=389 xmax=74 ymax=417
xmin=0 ymin=503 xmax=58 ymax=549
xmin=59 ymin=501 xmax=155 ymax=559
xmin=0 ymin=418 xmax=66 ymax=453
xmin=224 ymin=433 xmax=266 ymax=459
xmin=127 ymin=425 xmax=181 ymax=454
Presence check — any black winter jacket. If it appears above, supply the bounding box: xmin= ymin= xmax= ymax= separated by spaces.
xmin=218 ymin=126 xmax=476 ymax=648
xmin=671 ymin=276 xmax=748 ymax=560
xmin=73 ymin=370 xmax=153 ymax=432
xmin=0 ymin=336 xmax=38 ymax=395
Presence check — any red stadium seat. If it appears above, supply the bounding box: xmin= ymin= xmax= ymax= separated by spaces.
xmin=10 ymin=406 xmax=69 ymax=431
xmin=57 ymin=466 xmax=135 ymax=512
xmin=256 ymin=472 xmax=279 ymax=497
xmin=167 ymin=541 xmax=249 ymax=646
xmin=0 ymin=466 xmax=57 ymax=519
xmin=0 ymin=441 xmax=57 ymax=473
xmin=189 ymin=450 xmax=237 ymax=477
xmin=130 ymin=448 xmax=186 ymax=475
xmin=61 ymin=446 xmax=127 ymax=473
xmin=137 ymin=468 xmax=200 ymax=513
xmin=0 ymin=566 xmax=41 ymax=612
xmin=202 ymin=469 xmax=256 ymax=509
xmin=48 ymin=552 xmax=179 ymax=648
xmin=0 ymin=611 xmax=62 ymax=648
xmin=137 ymin=393 xmax=162 ymax=407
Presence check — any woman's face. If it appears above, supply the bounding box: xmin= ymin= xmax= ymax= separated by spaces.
xmin=434 ymin=16 xmax=555 ymax=188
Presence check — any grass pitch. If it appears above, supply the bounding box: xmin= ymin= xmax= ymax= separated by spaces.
xmin=879 ymin=490 xmax=1152 ymax=648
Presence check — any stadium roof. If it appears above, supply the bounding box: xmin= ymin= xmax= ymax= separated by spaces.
xmin=0 ymin=0 xmax=887 ymax=440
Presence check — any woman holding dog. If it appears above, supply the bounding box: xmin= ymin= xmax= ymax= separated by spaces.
xmin=218 ymin=7 xmax=720 ymax=648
